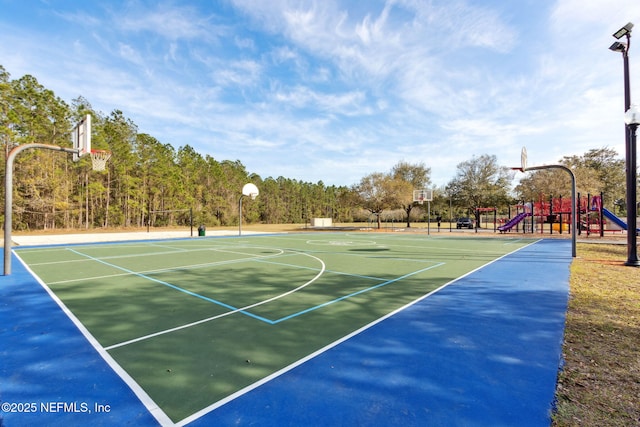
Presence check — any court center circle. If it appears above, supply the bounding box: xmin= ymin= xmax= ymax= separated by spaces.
xmin=306 ymin=239 xmax=377 ymax=247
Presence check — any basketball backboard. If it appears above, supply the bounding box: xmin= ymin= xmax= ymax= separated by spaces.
xmin=413 ymin=189 xmax=433 ymax=204
xmin=242 ymin=183 xmax=259 ymax=200
xmin=72 ymin=114 xmax=91 ymax=162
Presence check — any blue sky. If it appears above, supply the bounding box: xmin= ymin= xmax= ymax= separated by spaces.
xmin=1 ymin=0 xmax=639 ymax=187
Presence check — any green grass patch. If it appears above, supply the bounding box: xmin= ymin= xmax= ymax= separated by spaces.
xmin=552 ymin=243 xmax=640 ymax=427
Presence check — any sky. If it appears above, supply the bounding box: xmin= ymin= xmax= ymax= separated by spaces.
xmin=1 ymin=0 xmax=640 ymax=188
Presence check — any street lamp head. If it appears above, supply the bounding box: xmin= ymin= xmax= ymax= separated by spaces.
xmin=609 ymin=41 xmax=627 ymax=53
xmin=625 ymin=104 xmax=640 ymax=125
xmin=613 ymin=22 xmax=633 ymax=39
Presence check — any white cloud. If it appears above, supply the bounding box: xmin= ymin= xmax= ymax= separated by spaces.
xmin=118 ymin=43 xmax=145 ymax=66
xmin=114 ymin=3 xmax=216 ymax=41
xmin=212 ymin=59 xmax=263 ymax=87
xmin=3 ymin=0 xmax=640 ymax=189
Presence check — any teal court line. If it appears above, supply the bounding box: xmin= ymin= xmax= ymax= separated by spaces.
xmin=253 ymin=257 xmax=392 ymax=282
xmin=49 ymin=246 xmax=287 ymax=285
xmin=66 ymin=248 xmax=267 ymax=323
xmin=28 ymin=244 xmax=201 ymax=265
xmin=2 ymin=237 xmax=568 ymax=427
xmin=106 ymin=260 xmax=445 ymax=350
xmin=196 ymin=239 xmax=568 ymax=427
xmin=270 ymin=262 xmax=445 ymax=324
xmin=63 ymin=243 xmax=445 ymax=350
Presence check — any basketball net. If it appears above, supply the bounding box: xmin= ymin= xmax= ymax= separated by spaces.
xmin=90 ymin=150 xmax=112 ymax=171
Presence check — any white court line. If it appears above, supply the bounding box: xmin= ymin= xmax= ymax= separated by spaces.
xmin=176 ymin=239 xmax=543 ymax=427
xmin=103 ymin=250 xmax=326 ymax=350
xmin=46 ymin=246 xmax=287 ymax=285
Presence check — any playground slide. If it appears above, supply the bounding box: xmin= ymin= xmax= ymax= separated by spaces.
xmin=498 ymin=212 xmax=531 ymax=232
xmin=602 ymin=208 xmax=640 ymax=232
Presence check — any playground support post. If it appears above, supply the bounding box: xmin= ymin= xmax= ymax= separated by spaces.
xmin=599 ymin=191 xmax=604 ymax=238
xmin=523 ymin=165 xmax=577 ymax=258
xmin=577 ymin=193 xmax=581 ymax=236
xmin=549 ymin=194 xmax=554 ymax=235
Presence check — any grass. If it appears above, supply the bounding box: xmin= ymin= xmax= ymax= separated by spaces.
xmin=552 ymin=242 xmax=640 ymax=426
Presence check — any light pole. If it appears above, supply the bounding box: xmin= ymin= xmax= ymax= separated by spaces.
xmin=610 ymin=22 xmax=640 ymax=266
xmin=625 ymin=105 xmax=640 ymax=262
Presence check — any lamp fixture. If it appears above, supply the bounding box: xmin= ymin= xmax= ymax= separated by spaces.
xmin=625 ymin=104 xmax=640 ymax=125
xmin=613 ymin=22 xmax=634 ymax=39
xmin=609 ymin=41 xmax=627 ymax=53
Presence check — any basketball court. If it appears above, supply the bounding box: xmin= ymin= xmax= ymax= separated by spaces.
xmin=2 ymin=120 xmax=571 ymax=425
xmin=0 ymin=232 xmax=571 ymax=426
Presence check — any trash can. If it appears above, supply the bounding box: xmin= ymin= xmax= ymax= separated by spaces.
xmin=198 ymin=225 xmax=206 ymax=236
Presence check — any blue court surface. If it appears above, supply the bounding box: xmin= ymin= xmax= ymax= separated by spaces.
xmin=0 ymin=237 xmax=571 ymax=427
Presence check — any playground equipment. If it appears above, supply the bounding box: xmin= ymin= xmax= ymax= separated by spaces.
xmin=475 ymin=207 xmax=496 ymax=232
xmin=602 ymin=208 xmax=631 ymax=230
xmin=533 ymin=195 xmax=574 ymax=234
xmin=498 ymin=212 xmax=532 ymax=232
xmin=586 ymin=195 xmax=640 ymax=234
xmin=499 ymin=197 xmax=577 ymax=235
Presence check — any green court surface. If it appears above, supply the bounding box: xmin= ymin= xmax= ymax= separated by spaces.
xmin=15 ymin=233 xmax=536 ymax=424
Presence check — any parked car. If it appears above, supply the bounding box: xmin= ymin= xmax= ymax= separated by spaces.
xmin=456 ymin=217 xmax=474 ymax=229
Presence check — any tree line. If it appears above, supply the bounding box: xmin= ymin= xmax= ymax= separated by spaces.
xmin=1 ymin=65 xmax=631 ymax=231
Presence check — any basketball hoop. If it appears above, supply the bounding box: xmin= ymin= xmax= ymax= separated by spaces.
xmin=413 ymin=189 xmax=433 ymax=204
xmin=90 ymin=149 xmax=112 ymax=171
xmin=242 ymin=183 xmax=259 ymax=200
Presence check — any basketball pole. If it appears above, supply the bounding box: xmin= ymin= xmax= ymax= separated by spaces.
xmin=4 ymin=143 xmax=80 ymax=275
xmin=518 ymin=164 xmax=577 ymax=258
xmin=238 ymin=195 xmax=244 ymax=236
xmin=239 ymin=183 xmax=259 ymax=236
xmin=427 ymin=200 xmax=431 ymax=235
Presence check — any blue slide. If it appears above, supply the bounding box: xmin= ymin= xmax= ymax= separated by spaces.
xmin=602 ymin=208 xmax=640 ymax=232
xmin=498 ymin=212 xmax=531 ymax=232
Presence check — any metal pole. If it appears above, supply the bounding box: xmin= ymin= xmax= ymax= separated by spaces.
xmin=599 ymin=192 xmax=604 ymax=238
xmin=526 ymin=165 xmax=577 ymax=257
xmin=238 ymin=196 xmax=244 ymax=236
xmin=549 ymin=194 xmax=554 ymax=235
xmin=530 ymin=200 xmax=534 ymax=234
xmin=559 ymin=195 xmax=564 ymax=235
xmin=427 ymin=201 xmax=430 ymax=235
xmin=627 ymin=122 xmax=639 ymax=265
xmin=577 ymin=193 xmax=581 ymax=236
xmin=618 ymin=30 xmax=639 ymax=266
xmin=449 ymin=196 xmax=452 ymax=232
xmin=4 ymin=143 xmax=79 ymax=275
xmin=493 ymin=208 xmax=496 ymax=233
xmin=4 ymin=149 xmax=15 ymax=275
